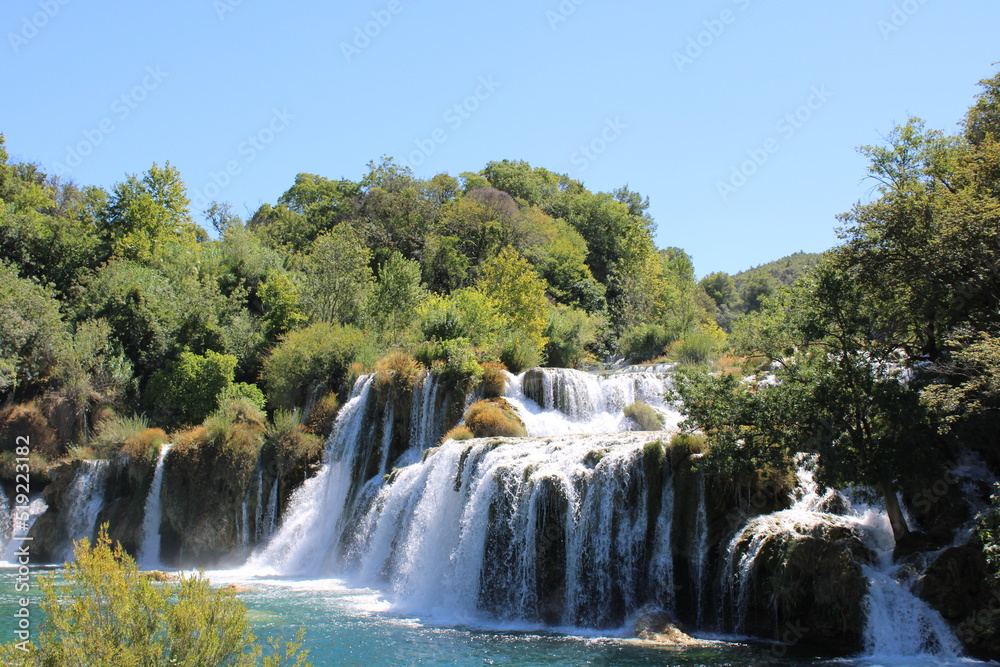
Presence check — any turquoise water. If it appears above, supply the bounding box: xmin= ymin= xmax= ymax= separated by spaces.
xmin=0 ymin=566 xmax=992 ymax=666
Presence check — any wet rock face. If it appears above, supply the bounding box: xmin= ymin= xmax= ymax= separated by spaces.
xmin=919 ymin=543 xmax=1000 ymax=661
xmin=723 ymin=520 xmax=873 ymax=655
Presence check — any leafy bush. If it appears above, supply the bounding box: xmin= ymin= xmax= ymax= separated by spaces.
xmin=544 ymin=304 xmax=602 ymax=369
xmin=619 ymin=323 xmax=674 ymax=363
xmin=624 ymin=402 xmax=665 ymax=431
xmin=222 ymin=382 xmax=267 ymax=412
xmin=0 ymin=403 xmax=59 ymax=459
xmin=122 ymin=428 xmax=168 ymax=465
xmin=373 ymin=351 xmax=424 ymax=395
xmin=0 ymin=526 xmax=310 ymax=666
xmin=668 ymin=322 xmax=727 ymax=366
xmin=415 ymin=338 xmax=484 ymax=393
xmin=500 ymin=335 xmax=542 ymax=374
xmin=669 ymin=432 xmax=708 ymax=458
xmin=0 ymin=450 xmax=50 ymax=483
xmin=263 ymin=322 xmax=365 ymax=409
xmin=464 ymin=399 xmax=527 ymax=438
xmin=147 ymin=349 xmax=238 ymax=424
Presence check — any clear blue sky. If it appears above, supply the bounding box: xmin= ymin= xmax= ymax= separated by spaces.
xmin=2 ymin=0 xmax=998 ymax=276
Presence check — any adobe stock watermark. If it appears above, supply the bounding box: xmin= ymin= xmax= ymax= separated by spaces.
xmin=190 ymin=108 xmax=294 ymax=212
xmin=341 ymin=0 xmax=403 ymax=63
xmin=52 ymin=66 xmax=169 ymax=176
xmin=406 ymin=76 xmax=501 ymax=169
xmin=878 ymin=0 xmax=931 ymax=40
xmin=11 ymin=435 xmax=34 ymax=653
xmin=214 ymin=0 xmax=248 ymax=21
xmin=673 ymin=0 xmax=752 ymax=73
xmin=716 ymin=85 xmax=833 ymax=202
xmin=546 ymin=0 xmax=586 ymax=31
xmin=8 ymin=0 xmax=71 ymax=53
xmin=570 ymin=117 xmax=627 ymax=172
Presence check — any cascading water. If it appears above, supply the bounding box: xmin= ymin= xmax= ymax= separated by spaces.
xmin=248 ymin=375 xmax=381 ymax=574
xmin=340 ymin=432 xmax=674 ymax=629
xmin=693 ymin=472 xmax=709 ymax=626
xmin=505 ymin=368 xmax=680 ymax=436
xmin=719 ymin=456 xmax=963 ymax=657
xmin=56 ymin=460 xmax=110 ymax=562
xmin=1 ymin=496 xmax=48 ymax=564
xmin=138 ymin=444 xmax=172 ymax=568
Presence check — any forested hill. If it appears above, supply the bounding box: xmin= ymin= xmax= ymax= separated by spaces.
xmin=0 ymin=147 xmax=730 ymax=466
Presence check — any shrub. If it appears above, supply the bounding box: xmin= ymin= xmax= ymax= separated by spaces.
xmin=222 ymin=382 xmax=267 ymax=412
xmin=204 ymin=398 xmax=267 ymax=464
xmin=373 ymin=351 xmax=424 ymax=395
xmin=479 ymin=362 xmax=508 ymax=399
xmin=464 ymin=399 xmax=527 ymax=438
xmin=668 ymin=322 xmax=727 ymax=367
xmin=500 ymin=335 xmax=542 ymax=374
xmin=669 ymin=432 xmax=708 ymax=458
xmin=442 ymin=425 xmax=474 ymax=442
xmin=122 ymin=428 xmax=168 ymax=466
xmin=146 ymin=349 xmax=239 ymax=425
xmin=0 ymin=450 xmax=51 ymax=483
xmin=263 ymin=322 xmax=365 ymax=409
xmin=268 ymin=409 xmax=323 ymax=469
xmin=92 ymin=414 xmax=150 ymax=458
xmin=619 ymin=323 xmax=674 ymax=363
xmin=624 ymin=402 xmax=665 ymax=431
xmin=544 ymin=304 xmax=602 ymax=369
xmin=416 ymin=338 xmax=484 ymax=393
xmin=0 ymin=403 xmax=59 ymax=459
xmin=0 ymin=526 xmax=311 ymax=666
xmin=304 ymin=391 xmax=339 ymax=436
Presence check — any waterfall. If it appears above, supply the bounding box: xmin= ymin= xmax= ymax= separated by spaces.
xmin=719 ymin=457 xmax=962 ymax=657
xmin=263 ymin=476 xmax=279 ymax=540
xmin=410 ymin=372 xmax=444 ymax=450
xmin=137 ymin=444 xmax=172 ymax=568
xmin=0 ymin=487 xmax=10 ymax=556
xmin=248 ymin=375 xmax=379 ymax=574
xmin=340 ymin=432 xmax=672 ymax=629
xmin=253 ymin=464 xmax=264 ymax=543
xmin=505 ymin=368 xmax=681 ymax=436
xmin=1 ymin=496 xmax=48 ymax=564
xmin=693 ymin=473 xmax=708 ymax=626
xmin=56 ymin=460 xmax=111 ymax=562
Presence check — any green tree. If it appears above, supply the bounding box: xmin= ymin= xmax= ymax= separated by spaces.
xmin=0 ymin=527 xmax=309 ymax=666
xmin=147 ymin=349 xmax=238 ymax=424
xmin=0 ymin=261 xmax=68 ymax=399
xmin=475 ymin=247 xmax=550 ymax=364
xmin=98 ymin=162 xmax=204 ymax=262
xmin=258 ymin=271 xmax=307 ymax=340
xmin=263 ymin=322 xmax=365 ymax=409
xmin=367 ymin=251 xmax=426 ymax=344
xmin=299 ymin=225 xmax=374 ymax=325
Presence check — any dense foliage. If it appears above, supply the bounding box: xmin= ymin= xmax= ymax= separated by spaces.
xmin=0 ymin=145 xmax=723 ymax=461
xmin=673 ymin=69 xmax=1000 ymax=545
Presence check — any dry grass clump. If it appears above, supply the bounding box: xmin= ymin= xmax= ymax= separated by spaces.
xmin=268 ymin=409 xmax=323 ymax=467
xmin=0 ymin=402 xmax=59 ymax=459
xmin=122 ymin=428 xmax=168 ymax=465
xmin=464 ymin=399 xmax=527 ymax=438
xmin=92 ymin=414 xmax=149 ymax=458
xmin=373 ymin=351 xmax=424 ymax=394
xmin=441 ymin=425 xmax=474 ymax=442
xmin=304 ymin=391 xmax=339 ymax=436
xmin=479 ymin=362 xmax=508 ymax=399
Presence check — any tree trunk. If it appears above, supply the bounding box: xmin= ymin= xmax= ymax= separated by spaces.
xmin=879 ymin=478 xmax=910 ymax=543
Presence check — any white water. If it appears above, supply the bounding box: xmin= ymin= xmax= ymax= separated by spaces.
xmin=248 ymin=375 xmax=377 ymax=574
xmin=0 ymin=490 xmax=48 ymax=563
xmin=339 ymin=432 xmax=671 ymax=628
xmin=720 ymin=457 xmax=963 ymax=658
xmin=504 ymin=368 xmax=681 ymax=437
xmin=56 ymin=459 xmax=110 ymax=561
xmin=138 ymin=444 xmax=172 ymax=568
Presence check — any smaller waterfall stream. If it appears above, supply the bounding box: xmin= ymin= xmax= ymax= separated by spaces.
xmin=138 ymin=444 xmax=173 ymax=568
xmin=56 ymin=460 xmax=110 ymax=562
